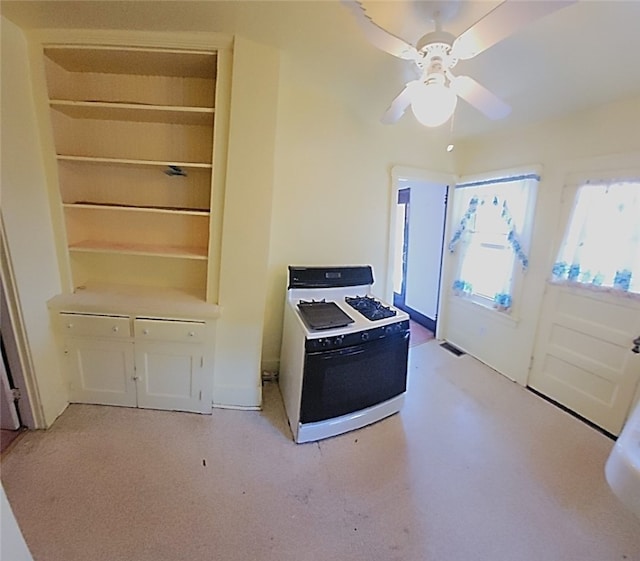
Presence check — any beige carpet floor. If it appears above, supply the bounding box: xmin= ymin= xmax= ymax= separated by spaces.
xmin=1 ymin=428 xmax=25 ymax=455
xmin=2 ymin=340 xmax=639 ymax=561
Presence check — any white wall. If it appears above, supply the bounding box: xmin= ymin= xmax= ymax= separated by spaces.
xmin=213 ymin=36 xmax=280 ymax=406
xmin=260 ymin=55 xmax=456 ymax=370
xmin=442 ymin=95 xmax=640 ymax=385
xmin=1 ymin=16 xmax=67 ymax=426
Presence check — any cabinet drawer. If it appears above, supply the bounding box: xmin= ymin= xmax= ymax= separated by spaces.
xmin=59 ymin=313 xmax=131 ymax=339
xmin=134 ymin=319 xmax=206 ymax=343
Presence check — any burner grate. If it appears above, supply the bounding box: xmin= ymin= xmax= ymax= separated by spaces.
xmin=345 ymin=295 xmax=397 ymax=321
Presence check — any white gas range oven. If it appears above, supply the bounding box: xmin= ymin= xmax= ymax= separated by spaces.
xmin=278 ymin=265 xmax=410 ymax=443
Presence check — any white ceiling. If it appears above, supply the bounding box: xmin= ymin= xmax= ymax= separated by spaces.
xmin=3 ymin=0 xmax=640 ymax=140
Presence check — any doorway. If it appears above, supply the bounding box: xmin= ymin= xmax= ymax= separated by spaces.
xmin=388 ymin=167 xmax=453 ymax=339
xmin=1 ymin=342 xmax=23 ymax=453
xmin=1 ymin=285 xmax=25 ymax=453
xmin=0 ymin=215 xmax=38 ymax=440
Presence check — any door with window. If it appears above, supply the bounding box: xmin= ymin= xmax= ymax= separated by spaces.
xmin=529 ymin=178 xmax=640 ymax=435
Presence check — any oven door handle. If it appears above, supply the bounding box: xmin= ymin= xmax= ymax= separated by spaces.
xmin=334 ymin=346 xmax=366 ymax=358
xmin=311 ymin=345 xmax=367 ymax=359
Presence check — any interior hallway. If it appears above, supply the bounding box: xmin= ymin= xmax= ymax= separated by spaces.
xmin=409 ymin=319 xmax=434 ymax=347
xmin=1 ymin=339 xmax=639 ymax=561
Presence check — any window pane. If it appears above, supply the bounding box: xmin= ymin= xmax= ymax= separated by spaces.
xmin=552 ymin=181 xmax=640 ymax=294
xmin=460 ymin=237 xmax=513 ymax=299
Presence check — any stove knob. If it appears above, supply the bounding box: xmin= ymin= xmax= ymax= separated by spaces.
xmin=361 ymin=332 xmax=369 ymax=341
xmin=335 ymin=335 xmax=344 ymax=345
xmin=321 ymin=338 xmax=331 ymax=347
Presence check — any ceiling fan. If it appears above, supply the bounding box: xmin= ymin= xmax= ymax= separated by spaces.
xmin=342 ymin=0 xmax=575 ymax=127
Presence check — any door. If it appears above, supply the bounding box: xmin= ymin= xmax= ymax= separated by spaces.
xmin=1 ymin=352 xmax=20 ymax=430
xmin=66 ymin=338 xmax=137 ymax=407
xmin=528 ymin=177 xmax=640 ymax=435
xmin=132 ymin=318 xmax=206 ymax=413
xmin=528 ymin=286 xmax=640 ymax=435
xmin=393 ymin=181 xmax=448 ymax=333
xmin=1 ymin=276 xmax=25 ymax=429
xmin=134 ymin=342 xmax=204 ymax=413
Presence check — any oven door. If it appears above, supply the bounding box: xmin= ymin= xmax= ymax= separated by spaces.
xmin=300 ymin=331 xmax=409 ymax=424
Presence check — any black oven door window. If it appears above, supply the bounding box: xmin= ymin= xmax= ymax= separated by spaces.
xmin=300 ymin=331 xmax=409 ymax=424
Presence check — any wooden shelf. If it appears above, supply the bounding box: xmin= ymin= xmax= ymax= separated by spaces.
xmin=69 ymin=240 xmax=208 ymax=260
xmin=44 ymin=46 xmax=216 ymax=79
xmin=57 ymin=155 xmax=212 ymax=169
xmin=63 ymin=203 xmax=210 ymax=216
xmin=50 ymin=100 xmax=214 ymax=126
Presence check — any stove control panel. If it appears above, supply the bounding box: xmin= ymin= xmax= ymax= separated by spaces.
xmin=305 ymin=320 xmax=409 ymax=352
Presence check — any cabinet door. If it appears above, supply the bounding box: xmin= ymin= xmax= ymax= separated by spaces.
xmin=134 ymin=341 xmax=205 ymax=413
xmin=65 ymin=338 xmax=137 ymax=407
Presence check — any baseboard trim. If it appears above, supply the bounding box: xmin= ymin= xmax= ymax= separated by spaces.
xmin=212 ymin=384 xmax=261 ymax=409
xmin=212 ymin=403 xmax=261 ymax=411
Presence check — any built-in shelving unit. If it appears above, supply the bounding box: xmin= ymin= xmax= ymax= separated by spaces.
xmin=43 ymin=45 xmax=218 ymax=298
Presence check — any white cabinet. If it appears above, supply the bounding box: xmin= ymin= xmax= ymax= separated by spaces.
xmin=134 ymin=341 xmax=203 ymax=412
xmin=61 ymin=313 xmax=136 ymax=407
xmin=65 ymin=337 xmax=137 ymax=407
xmin=134 ymin=318 xmax=206 ymax=343
xmin=60 ymin=313 xmax=209 ymax=413
xmin=133 ymin=319 xmax=205 ymax=412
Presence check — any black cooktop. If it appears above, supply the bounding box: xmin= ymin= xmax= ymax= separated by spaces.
xmin=297 ymin=300 xmax=355 ymax=330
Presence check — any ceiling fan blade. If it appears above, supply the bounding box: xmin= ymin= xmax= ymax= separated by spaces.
xmin=450 ymin=0 xmax=576 ymax=60
xmin=450 ymin=75 xmax=511 ymax=120
xmin=381 ymin=83 xmax=416 ymax=124
xmin=341 ymin=0 xmax=419 ymax=61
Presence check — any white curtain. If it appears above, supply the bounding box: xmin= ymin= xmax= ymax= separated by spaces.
xmin=551 ymin=180 xmax=640 ymax=296
xmin=449 ymin=174 xmax=538 ymax=311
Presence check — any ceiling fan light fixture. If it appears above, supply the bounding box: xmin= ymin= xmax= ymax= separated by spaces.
xmin=410 ymin=81 xmax=458 ymax=127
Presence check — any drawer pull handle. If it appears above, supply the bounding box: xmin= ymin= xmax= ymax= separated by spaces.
xmin=143 ymin=329 xmax=150 ymax=335
xmin=67 ymin=323 xmax=74 ymax=329
xmin=112 ymin=326 xmax=119 ymax=333
xmin=188 ymin=331 xmax=195 ymax=337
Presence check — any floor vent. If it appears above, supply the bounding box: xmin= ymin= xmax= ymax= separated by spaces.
xmin=439 ymin=342 xmax=465 ymax=356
